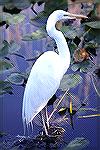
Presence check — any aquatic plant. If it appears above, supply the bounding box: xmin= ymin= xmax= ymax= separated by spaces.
xmin=0 ymin=0 xmax=100 ymax=149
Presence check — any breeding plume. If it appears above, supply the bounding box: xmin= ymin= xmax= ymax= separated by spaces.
xmin=22 ymin=10 xmax=87 ymax=135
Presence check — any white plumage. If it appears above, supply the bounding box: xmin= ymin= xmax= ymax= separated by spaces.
xmin=22 ymin=51 xmax=65 ymax=124
xmin=22 ymin=10 xmax=87 ymax=134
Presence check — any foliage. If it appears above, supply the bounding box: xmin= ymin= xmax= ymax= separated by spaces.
xmin=59 ymin=74 xmax=83 ymax=91
xmin=0 ymin=131 xmax=6 ymax=137
xmin=0 ymin=80 xmax=13 ymax=95
xmin=71 ymin=60 xmax=94 ymax=72
xmin=22 ymin=28 xmax=47 ymax=41
xmin=0 ymin=1 xmax=100 ymax=149
xmin=0 ymin=0 xmax=67 ymax=15
xmin=85 ymin=21 xmax=100 ymax=29
xmin=7 ymin=72 xmax=26 ymax=85
xmin=95 ymin=0 xmax=100 ymax=4
xmin=0 ymin=12 xmax=25 ymax=27
xmin=0 ymin=40 xmax=21 ymax=58
xmin=30 ymin=12 xmax=48 ymax=27
xmin=0 ymin=0 xmax=31 ymax=10
xmin=0 ymin=59 xmax=14 ymax=73
xmin=63 ymin=137 xmax=89 ymax=150
xmin=61 ymin=26 xmax=80 ymax=39
xmin=44 ymin=0 xmax=67 ymax=15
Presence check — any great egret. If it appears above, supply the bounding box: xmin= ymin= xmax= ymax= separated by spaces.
xmin=22 ymin=10 xmax=87 ymax=135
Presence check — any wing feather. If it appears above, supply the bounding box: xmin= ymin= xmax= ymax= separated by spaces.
xmin=22 ymin=51 xmax=64 ymax=124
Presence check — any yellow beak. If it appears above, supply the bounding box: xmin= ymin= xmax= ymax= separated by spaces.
xmin=66 ymin=12 xmax=88 ymax=19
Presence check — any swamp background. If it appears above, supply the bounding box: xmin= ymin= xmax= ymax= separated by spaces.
xmin=0 ymin=0 xmax=100 ymax=149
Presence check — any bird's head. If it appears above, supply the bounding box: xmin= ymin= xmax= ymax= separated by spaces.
xmin=49 ymin=10 xmax=88 ymax=21
xmin=46 ymin=10 xmax=88 ymax=35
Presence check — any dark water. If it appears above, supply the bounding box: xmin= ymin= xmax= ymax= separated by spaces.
xmin=0 ymin=76 xmax=100 ymax=149
xmin=0 ymin=7 xmax=100 ymax=150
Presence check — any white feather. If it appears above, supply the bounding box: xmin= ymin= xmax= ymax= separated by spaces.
xmin=22 ymin=10 xmax=74 ymax=128
xmin=22 ymin=51 xmax=65 ymax=124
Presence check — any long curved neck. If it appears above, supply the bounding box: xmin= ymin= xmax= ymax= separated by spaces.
xmin=54 ymin=28 xmax=70 ymax=61
xmin=46 ymin=19 xmax=70 ymax=72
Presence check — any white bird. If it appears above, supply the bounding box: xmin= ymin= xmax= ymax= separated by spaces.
xmin=22 ymin=10 xmax=87 ymax=135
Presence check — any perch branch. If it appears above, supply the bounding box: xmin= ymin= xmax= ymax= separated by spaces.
xmin=48 ymin=89 xmax=69 ymax=121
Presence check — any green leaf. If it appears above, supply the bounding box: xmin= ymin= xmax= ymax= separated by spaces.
xmin=0 ymin=86 xmax=13 ymax=95
xmin=0 ymin=80 xmax=13 ymax=95
xmin=61 ymin=26 xmax=78 ymax=39
xmin=4 ymin=2 xmax=15 ymax=9
xmin=59 ymin=74 xmax=82 ymax=91
xmin=21 ymin=35 xmax=33 ymax=41
xmin=44 ymin=0 xmax=67 ymax=15
xmin=0 ymin=80 xmax=10 ymax=88
xmin=8 ymin=14 xmax=25 ymax=24
xmin=14 ymin=0 xmax=31 ymax=9
xmin=80 ymin=61 xmax=94 ymax=73
xmin=0 ymin=12 xmax=12 ymax=23
xmin=71 ymin=63 xmax=80 ymax=72
xmin=64 ymin=137 xmax=89 ymax=150
xmin=30 ymin=12 xmax=47 ymax=28
xmin=31 ymin=29 xmax=47 ymax=39
xmin=0 ymin=40 xmax=20 ymax=58
xmin=8 ymin=41 xmax=21 ymax=53
xmin=69 ymin=43 xmax=77 ymax=58
xmin=0 ymin=12 xmax=25 ymax=25
xmin=7 ymin=72 xmax=25 ymax=85
xmin=0 ymin=131 xmax=6 ymax=137
xmin=22 ymin=29 xmax=47 ymax=41
xmin=84 ymin=40 xmax=98 ymax=50
xmin=71 ymin=60 xmax=94 ymax=73
xmin=0 ymin=42 xmax=9 ymax=58
xmin=95 ymin=0 xmax=100 ymax=4
xmin=0 ymin=59 xmax=14 ymax=73
xmin=85 ymin=21 xmax=100 ymax=29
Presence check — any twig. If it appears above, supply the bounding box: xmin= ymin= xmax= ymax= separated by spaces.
xmin=48 ymin=90 xmax=69 ymax=121
xmin=78 ymin=114 xmax=100 ymax=119
xmin=66 ymin=92 xmax=77 ymax=101
xmin=82 ymin=28 xmax=91 ymax=37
